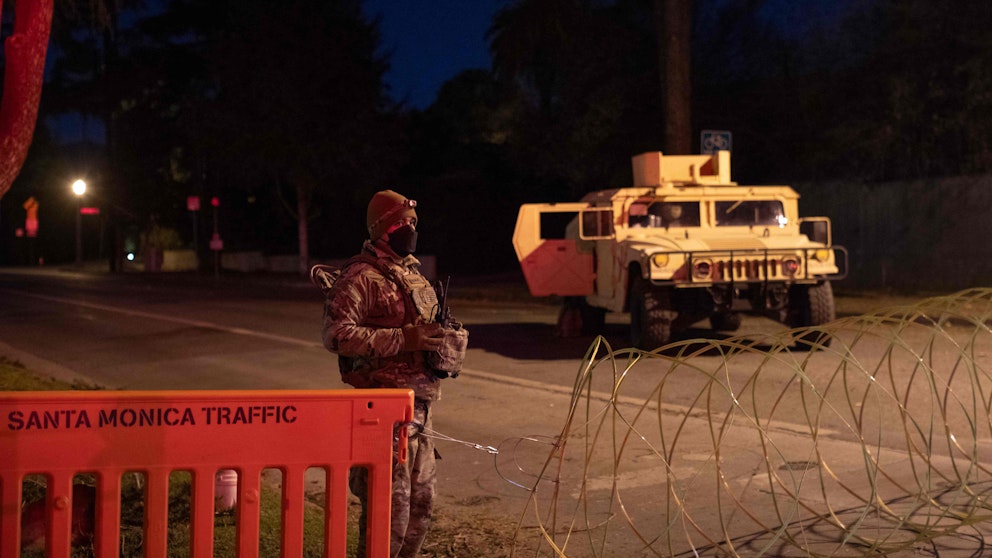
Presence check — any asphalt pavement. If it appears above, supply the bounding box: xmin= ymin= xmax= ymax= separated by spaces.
xmin=4 ymin=264 xmax=992 ymax=557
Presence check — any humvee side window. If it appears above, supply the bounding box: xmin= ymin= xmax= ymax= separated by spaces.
xmin=628 ymin=203 xmax=650 ymax=227
xmin=580 ymin=209 xmax=614 ymax=238
xmin=647 ymin=202 xmax=699 ymax=227
xmin=716 ymin=200 xmax=786 ymax=227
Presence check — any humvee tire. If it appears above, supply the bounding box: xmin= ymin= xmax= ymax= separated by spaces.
xmin=788 ymin=281 xmax=835 ymax=349
xmin=710 ymin=311 xmax=742 ymax=332
xmin=630 ymin=275 xmax=675 ymax=350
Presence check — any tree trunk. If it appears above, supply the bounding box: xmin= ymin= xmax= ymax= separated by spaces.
xmin=656 ymin=0 xmax=693 ymax=155
xmin=0 ymin=0 xmax=54 ymax=199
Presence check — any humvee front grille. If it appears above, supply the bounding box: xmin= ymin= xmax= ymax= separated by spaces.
xmin=716 ymin=257 xmax=789 ymax=281
xmin=651 ymin=247 xmax=848 ymax=286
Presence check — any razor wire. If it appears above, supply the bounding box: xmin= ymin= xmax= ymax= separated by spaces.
xmin=501 ymin=288 xmax=992 ymax=557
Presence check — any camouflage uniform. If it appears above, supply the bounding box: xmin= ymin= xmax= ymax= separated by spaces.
xmin=322 ymin=240 xmax=439 ymax=558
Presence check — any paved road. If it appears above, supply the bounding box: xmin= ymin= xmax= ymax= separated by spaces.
xmin=2 ymin=267 xmax=991 ymax=556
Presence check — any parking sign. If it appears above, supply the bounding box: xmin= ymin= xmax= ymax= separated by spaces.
xmin=701 ymin=130 xmax=732 ymax=154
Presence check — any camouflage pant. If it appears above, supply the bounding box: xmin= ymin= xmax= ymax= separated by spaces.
xmin=350 ymin=401 xmax=436 ymax=558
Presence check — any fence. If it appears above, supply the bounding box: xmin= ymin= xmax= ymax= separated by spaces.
xmin=0 ymin=389 xmax=413 ymax=557
xmin=795 ymin=173 xmax=992 ymax=289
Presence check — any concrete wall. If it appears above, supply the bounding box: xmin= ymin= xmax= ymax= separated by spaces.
xmin=162 ymin=249 xmax=198 ymax=272
xmin=795 ymin=174 xmax=992 ymax=290
xmin=221 ymin=252 xmax=438 ymax=281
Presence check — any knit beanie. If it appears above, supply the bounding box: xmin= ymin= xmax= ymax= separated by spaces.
xmin=367 ymin=190 xmax=417 ymax=239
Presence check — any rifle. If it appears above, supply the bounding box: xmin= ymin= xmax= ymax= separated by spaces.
xmin=434 ymin=276 xmax=453 ymax=328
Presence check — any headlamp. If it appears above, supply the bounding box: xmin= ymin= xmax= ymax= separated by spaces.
xmin=782 ymin=258 xmax=800 ymax=276
xmin=692 ymin=259 xmax=712 ymax=280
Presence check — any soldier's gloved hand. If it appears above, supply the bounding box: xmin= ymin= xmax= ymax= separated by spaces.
xmin=402 ymin=323 xmax=444 ymax=352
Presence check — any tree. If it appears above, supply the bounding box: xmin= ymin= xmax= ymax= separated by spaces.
xmin=847 ymin=0 xmax=992 ymax=179
xmin=488 ymin=0 xmax=664 ymax=198
xmin=176 ymin=0 xmax=402 ymax=273
xmin=39 ymin=0 xmax=182 ymax=269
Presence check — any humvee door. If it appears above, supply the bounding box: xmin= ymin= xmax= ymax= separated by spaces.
xmin=513 ymin=203 xmax=613 ymax=297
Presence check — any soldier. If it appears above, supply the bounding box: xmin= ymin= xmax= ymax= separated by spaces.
xmin=320 ymin=189 xmax=464 ymax=558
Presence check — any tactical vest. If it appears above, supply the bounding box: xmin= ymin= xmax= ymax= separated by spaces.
xmin=328 ymin=254 xmax=439 ymax=388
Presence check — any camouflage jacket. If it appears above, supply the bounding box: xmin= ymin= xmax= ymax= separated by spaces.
xmin=321 ymin=240 xmax=441 ymax=401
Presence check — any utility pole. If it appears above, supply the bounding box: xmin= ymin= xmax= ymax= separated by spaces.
xmin=656 ymin=0 xmax=693 ymax=154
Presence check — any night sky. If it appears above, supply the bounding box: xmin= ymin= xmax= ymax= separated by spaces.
xmin=363 ymin=0 xmax=504 ymax=109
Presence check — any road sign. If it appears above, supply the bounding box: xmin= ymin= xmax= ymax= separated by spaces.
xmin=23 ymin=197 xmax=38 ymax=237
xmin=209 ymin=233 xmax=224 ymax=251
xmin=701 ymin=130 xmax=732 ymax=154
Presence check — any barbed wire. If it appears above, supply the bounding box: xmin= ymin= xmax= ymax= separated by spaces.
xmin=503 ymin=288 xmax=992 ymax=557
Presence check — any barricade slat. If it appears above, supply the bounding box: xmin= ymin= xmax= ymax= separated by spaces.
xmin=46 ymin=474 xmax=72 ymax=557
xmin=191 ymin=467 xmax=215 ymax=558
xmin=236 ymin=464 xmax=263 ymax=557
xmin=94 ymin=470 xmax=122 ymax=558
xmin=0 ymin=389 xmax=412 ymax=558
xmin=328 ymin=464 xmax=349 ymax=557
xmin=146 ymin=468 xmax=170 ymax=558
xmin=280 ymin=467 xmax=305 ymax=558
xmin=368 ymin=460 xmax=393 ymax=558
xmin=1 ymin=478 xmax=21 ymax=557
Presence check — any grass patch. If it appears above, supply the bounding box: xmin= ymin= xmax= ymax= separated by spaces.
xmin=0 ymin=356 xmax=101 ymax=391
xmin=19 ymin=473 xmax=330 ymax=557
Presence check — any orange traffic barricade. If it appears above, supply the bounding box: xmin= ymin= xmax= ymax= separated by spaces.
xmin=0 ymin=389 xmax=413 ymax=557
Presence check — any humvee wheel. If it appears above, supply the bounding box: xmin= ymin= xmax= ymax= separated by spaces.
xmin=788 ymin=281 xmax=835 ymax=349
xmin=629 ymin=275 xmax=675 ymax=350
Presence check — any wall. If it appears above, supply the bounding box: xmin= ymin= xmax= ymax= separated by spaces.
xmin=221 ymin=252 xmax=438 ymax=281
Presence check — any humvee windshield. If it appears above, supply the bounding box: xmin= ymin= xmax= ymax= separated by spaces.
xmin=716 ymin=200 xmax=786 ymax=227
xmin=629 ymin=201 xmax=700 ymax=228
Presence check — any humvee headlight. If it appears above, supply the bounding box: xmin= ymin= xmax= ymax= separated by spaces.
xmin=692 ymin=260 xmax=712 ymax=280
xmin=782 ymin=258 xmax=800 ymax=276
xmin=812 ymin=249 xmax=830 ymax=262
xmin=651 ymin=254 xmax=669 ymax=268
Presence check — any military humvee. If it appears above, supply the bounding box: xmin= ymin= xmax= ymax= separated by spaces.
xmin=512 ymin=150 xmax=847 ymax=349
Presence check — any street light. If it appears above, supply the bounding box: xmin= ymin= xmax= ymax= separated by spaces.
xmin=72 ymin=179 xmax=87 ymax=264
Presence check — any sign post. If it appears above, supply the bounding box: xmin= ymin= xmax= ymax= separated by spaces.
xmin=210 ymin=197 xmax=221 ymax=278
xmin=187 ymin=196 xmax=200 ymax=271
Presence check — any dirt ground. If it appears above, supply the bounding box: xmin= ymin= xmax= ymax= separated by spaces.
xmin=419 ymin=504 xmax=518 ymax=558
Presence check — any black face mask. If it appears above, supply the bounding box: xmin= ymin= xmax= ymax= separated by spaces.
xmin=387 ymin=224 xmax=418 ymax=256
